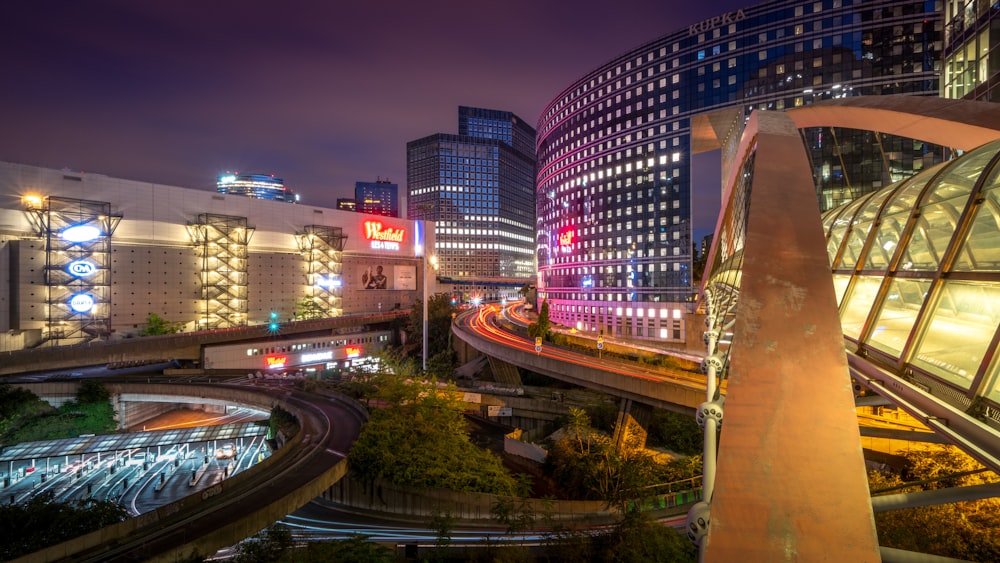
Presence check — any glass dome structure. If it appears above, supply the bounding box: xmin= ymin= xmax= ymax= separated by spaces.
xmin=822 ymin=138 xmax=1000 ymax=409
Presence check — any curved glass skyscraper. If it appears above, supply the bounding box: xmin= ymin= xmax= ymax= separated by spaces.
xmin=535 ymin=0 xmax=944 ymax=344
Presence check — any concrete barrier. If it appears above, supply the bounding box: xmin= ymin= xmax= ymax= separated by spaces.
xmin=320 ymin=475 xmax=618 ymax=525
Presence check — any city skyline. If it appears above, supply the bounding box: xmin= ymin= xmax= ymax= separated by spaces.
xmin=0 ymin=0 xmax=741 ymax=239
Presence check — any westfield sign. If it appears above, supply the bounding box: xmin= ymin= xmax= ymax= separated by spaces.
xmin=364 ymin=221 xmax=405 ymax=250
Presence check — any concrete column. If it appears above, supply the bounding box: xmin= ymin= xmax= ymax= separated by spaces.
xmin=486 ymin=357 xmax=523 ymax=388
xmin=612 ymin=399 xmax=653 ymax=451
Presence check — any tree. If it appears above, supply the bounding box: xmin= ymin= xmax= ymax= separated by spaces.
xmin=405 ymin=292 xmax=457 ymax=369
xmin=347 ymin=366 xmax=526 ymax=497
xmin=869 ymin=446 xmax=1000 ymax=561
xmin=292 ymin=296 xmax=327 ymax=321
xmin=268 ymin=405 xmax=299 ymax=441
xmin=76 ymin=380 xmax=110 ymax=405
xmin=646 ymin=409 xmax=703 ymax=455
xmin=0 ymin=492 xmax=128 ymax=560
xmin=598 ymin=511 xmax=697 ymax=562
xmin=546 ymin=407 xmax=700 ymax=509
xmin=139 ymin=312 xmax=184 ymax=336
xmin=233 ymin=523 xmax=293 ymax=562
xmin=278 ymin=535 xmax=394 ymax=562
xmin=527 ymin=299 xmax=551 ymax=341
xmin=0 ymin=385 xmax=51 ymax=443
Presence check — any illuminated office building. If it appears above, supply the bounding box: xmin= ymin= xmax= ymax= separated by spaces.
xmin=217 ymin=173 xmax=298 ymax=203
xmin=355 ymin=179 xmax=399 ymax=217
xmin=407 ymin=106 xmax=536 ymax=302
xmin=943 ymin=0 xmax=1000 ymax=102
xmin=536 ymin=0 xmax=944 ymax=344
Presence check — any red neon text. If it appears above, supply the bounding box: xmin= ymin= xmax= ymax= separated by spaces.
xmin=558 ymin=230 xmax=574 ymax=247
xmin=364 ymin=221 xmax=405 ymax=243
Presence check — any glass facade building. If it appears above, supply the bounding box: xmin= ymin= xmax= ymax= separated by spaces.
xmin=355 ymin=179 xmax=399 ymax=217
xmin=216 ymin=173 xmax=298 ymax=203
xmin=407 ymin=107 xmax=536 ymax=301
xmin=535 ymin=0 xmax=944 ymax=344
xmin=943 ymin=0 xmax=1000 ymax=102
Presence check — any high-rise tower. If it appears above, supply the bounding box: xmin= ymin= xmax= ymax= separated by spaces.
xmin=408 ymin=107 xmax=536 ymax=303
xmin=536 ymin=0 xmax=944 ymax=344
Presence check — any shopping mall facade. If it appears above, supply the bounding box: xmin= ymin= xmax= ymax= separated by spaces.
xmin=0 ymin=161 xmax=434 ymax=353
xmin=535 ymin=0 xmax=945 ymax=344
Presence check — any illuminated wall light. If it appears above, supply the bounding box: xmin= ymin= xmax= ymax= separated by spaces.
xmin=61 ymin=225 xmax=101 ymax=243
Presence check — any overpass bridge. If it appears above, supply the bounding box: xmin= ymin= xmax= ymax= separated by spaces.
xmin=688 ymin=96 xmax=1000 ymax=561
xmin=0 ymin=312 xmax=404 ymax=377
xmin=11 ymin=381 xmax=366 ymax=562
xmin=452 ymin=306 xmax=705 ymax=415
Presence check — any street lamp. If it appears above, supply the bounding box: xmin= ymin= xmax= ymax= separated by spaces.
xmin=422 ymin=254 xmax=438 ymax=372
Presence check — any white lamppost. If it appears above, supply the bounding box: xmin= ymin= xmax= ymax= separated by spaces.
xmin=422 ymin=254 xmax=438 ymax=372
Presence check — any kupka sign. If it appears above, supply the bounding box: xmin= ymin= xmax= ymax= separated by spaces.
xmin=689 ymin=9 xmax=745 ymax=36
xmin=364 ymin=221 xmax=405 ymax=251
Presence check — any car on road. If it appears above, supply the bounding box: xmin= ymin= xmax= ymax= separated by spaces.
xmin=214 ymin=444 xmax=236 ymax=459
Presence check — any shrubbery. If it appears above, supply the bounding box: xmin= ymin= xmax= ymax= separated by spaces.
xmin=348 ymin=367 xmax=526 ymax=497
xmin=1 ymin=381 xmax=116 ymax=445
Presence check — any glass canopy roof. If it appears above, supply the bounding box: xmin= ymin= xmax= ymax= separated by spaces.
xmin=822 ymin=138 xmax=1000 ymax=408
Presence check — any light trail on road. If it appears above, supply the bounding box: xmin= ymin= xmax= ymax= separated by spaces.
xmin=459 ymin=305 xmax=709 ymax=390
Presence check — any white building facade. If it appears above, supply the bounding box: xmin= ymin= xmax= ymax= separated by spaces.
xmin=0 ymin=162 xmax=434 ymax=352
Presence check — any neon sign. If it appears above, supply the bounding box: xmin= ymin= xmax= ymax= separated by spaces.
xmin=67 ymin=260 xmax=97 ymax=277
xmin=69 ymin=293 xmax=95 ymax=313
xmin=301 ymin=351 xmax=333 ymax=363
xmin=345 ymin=346 xmax=362 ymax=358
xmin=558 ymin=229 xmax=574 ymax=248
xmin=364 ymin=221 xmax=404 ymax=251
xmin=265 ymin=355 xmax=287 ymax=369
xmin=61 ymin=224 xmax=101 ymax=243
xmin=316 ymin=276 xmax=342 ymax=289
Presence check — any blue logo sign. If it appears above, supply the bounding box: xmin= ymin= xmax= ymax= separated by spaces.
xmin=69 ymin=293 xmax=95 ymax=313
xmin=61 ymin=225 xmax=101 ymax=243
xmin=67 ymin=260 xmax=97 ymax=277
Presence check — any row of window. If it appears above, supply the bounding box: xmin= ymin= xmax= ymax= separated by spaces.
xmin=245 ymin=333 xmax=389 ymax=357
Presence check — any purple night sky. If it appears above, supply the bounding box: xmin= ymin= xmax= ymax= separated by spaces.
xmin=1 ymin=1 xmax=747 ymax=239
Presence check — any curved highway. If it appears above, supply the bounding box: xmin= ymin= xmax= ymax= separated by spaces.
xmin=454 ymin=305 xmax=713 ymax=412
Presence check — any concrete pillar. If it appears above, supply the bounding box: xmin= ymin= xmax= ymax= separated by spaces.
xmin=612 ymin=399 xmax=653 ymax=451
xmin=115 ymin=393 xmax=127 ymax=430
xmin=486 ymin=357 xmax=523 ymax=388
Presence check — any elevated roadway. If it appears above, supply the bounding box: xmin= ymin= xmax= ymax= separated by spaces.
xmin=14 ymin=381 xmax=366 ymax=562
xmin=452 ymin=306 xmax=708 ymax=414
xmin=0 ymin=312 xmax=405 ymax=377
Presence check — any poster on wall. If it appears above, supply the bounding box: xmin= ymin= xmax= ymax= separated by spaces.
xmin=361 ymin=265 xmax=390 ymax=289
xmin=395 ymin=265 xmax=416 ymax=290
